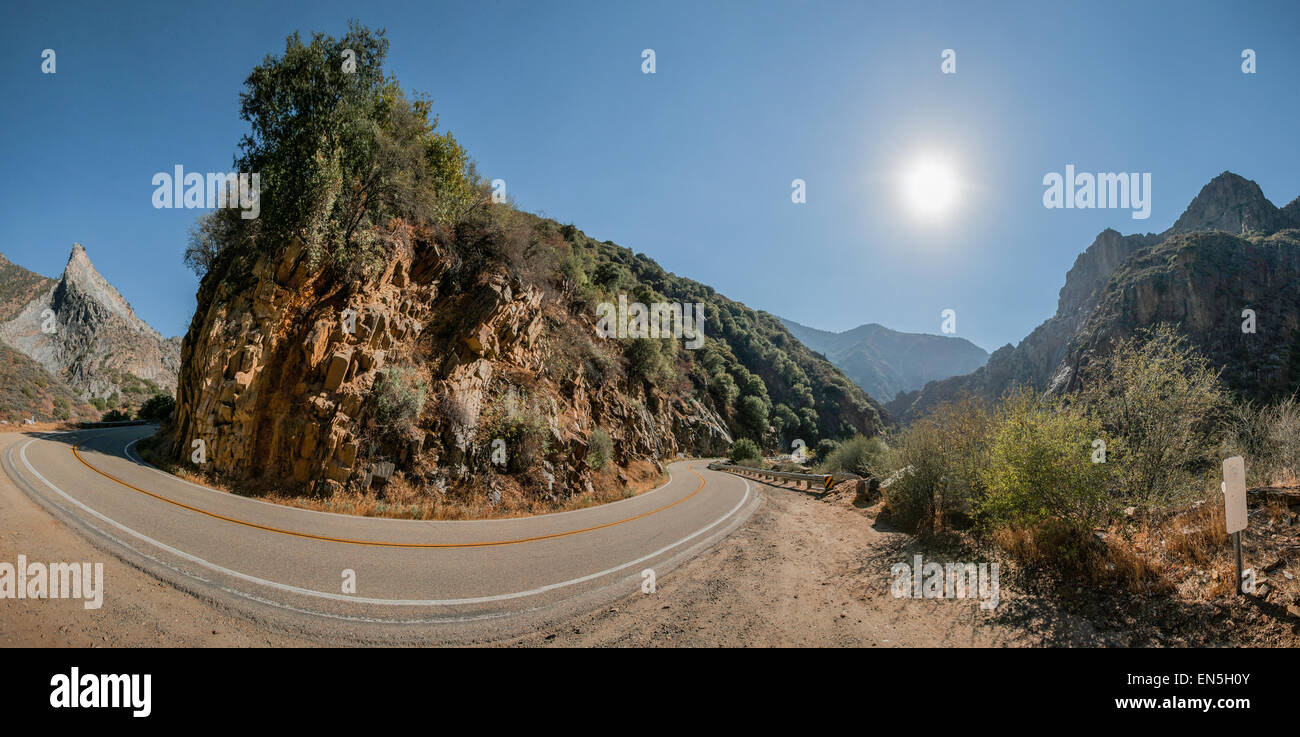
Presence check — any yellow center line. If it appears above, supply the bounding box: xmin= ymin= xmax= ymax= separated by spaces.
xmin=69 ymin=439 xmax=707 ymax=548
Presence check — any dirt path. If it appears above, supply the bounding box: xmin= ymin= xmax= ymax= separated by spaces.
xmin=509 ymin=479 xmax=1038 ymax=647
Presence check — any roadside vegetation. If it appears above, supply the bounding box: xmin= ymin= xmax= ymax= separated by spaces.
xmin=841 ymin=325 xmax=1298 ymax=599
xmin=728 ymin=438 xmax=762 ymax=465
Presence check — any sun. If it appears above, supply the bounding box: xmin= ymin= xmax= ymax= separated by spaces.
xmin=901 ymin=155 xmax=962 ymax=220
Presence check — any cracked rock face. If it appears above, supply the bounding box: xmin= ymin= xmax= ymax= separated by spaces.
xmin=170 ymin=226 xmax=733 ymax=497
xmin=0 ymin=243 xmax=180 ymax=400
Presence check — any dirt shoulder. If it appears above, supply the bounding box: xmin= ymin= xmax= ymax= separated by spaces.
xmin=510 ymin=477 xmax=1300 ymax=647
xmin=508 ymin=478 xmax=1037 ymax=647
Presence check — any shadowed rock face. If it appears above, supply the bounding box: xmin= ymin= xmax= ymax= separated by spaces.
xmin=0 ymin=244 xmax=180 ymax=400
xmin=1056 ymin=229 xmax=1300 ymax=400
xmin=891 ymin=172 xmax=1300 ymax=423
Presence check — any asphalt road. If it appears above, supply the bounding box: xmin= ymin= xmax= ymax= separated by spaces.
xmin=1 ymin=426 xmax=760 ymax=644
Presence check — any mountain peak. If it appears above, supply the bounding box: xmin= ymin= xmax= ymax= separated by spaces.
xmin=65 ymin=242 xmax=96 ymax=278
xmin=1168 ymin=171 xmax=1286 ymax=235
xmin=0 ymin=242 xmax=177 ymax=399
xmin=56 ymin=243 xmax=156 ymax=339
xmin=67 ymin=242 xmax=90 ymax=267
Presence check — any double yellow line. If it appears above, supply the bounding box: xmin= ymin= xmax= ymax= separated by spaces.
xmin=70 ymin=439 xmax=706 ymax=549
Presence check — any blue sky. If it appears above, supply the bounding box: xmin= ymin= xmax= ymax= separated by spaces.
xmin=2 ymin=0 xmax=1297 ymax=351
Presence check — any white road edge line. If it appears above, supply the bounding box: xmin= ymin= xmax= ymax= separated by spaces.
xmin=18 ymin=438 xmax=751 ymax=607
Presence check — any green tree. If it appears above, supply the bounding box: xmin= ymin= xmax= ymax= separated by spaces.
xmin=230 ymin=22 xmax=478 ymax=277
xmin=138 ymin=394 xmax=177 ymax=422
xmin=737 ymin=394 xmax=770 ymax=441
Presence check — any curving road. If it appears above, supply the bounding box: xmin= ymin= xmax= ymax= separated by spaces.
xmin=1 ymin=426 xmax=760 ymax=643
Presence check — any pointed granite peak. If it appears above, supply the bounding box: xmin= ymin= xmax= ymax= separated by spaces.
xmin=65 ymin=242 xmax=99 ymax=281
xmin=57 ymin=242 xmax=157 ymax=338
xmin=1168 ymin=171 xmax=1286 ymax=235
xmin=67 ymin=241 xmax=91 ymax=267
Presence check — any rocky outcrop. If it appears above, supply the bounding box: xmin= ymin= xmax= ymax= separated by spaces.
xmin=1056 ymin=228 xmax=1300 ymax=401
xmin=894 ymin=172 xmax=1300 ymax=423
xmin=169 ymin=225 xmax=734 ymax=498
xmin=0 ymin=244 xmax=180 ymax=401
xmin=1168 ymin=172 xmax=1297 ymax=235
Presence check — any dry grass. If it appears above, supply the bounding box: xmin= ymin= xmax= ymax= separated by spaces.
xmin=987 ymin=481 xmax=1300 ymax=607
xmin=986 ymin=496 xmax=1239 ymax=597
xmin=989 ymin=523 xmax=1170 ymax=594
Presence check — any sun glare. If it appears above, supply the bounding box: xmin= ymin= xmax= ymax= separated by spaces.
xmin=901 ymin=155 xmax=961 ymax=221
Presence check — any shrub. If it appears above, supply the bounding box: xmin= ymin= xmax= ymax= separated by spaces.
xmin=877 ymin=396 xmax=994 ymax=536
xmin=483 ymin=389 xmax=551 ymax=473
xmin=1074 ymin=325 xmax=1226 ymax=505
xmin=371 ymin=366 xmax=427 ymax=438
xmin=1221 ymin=396 xmax=1300 ymax=486
xmin=101 ymin=409 xmax=132 ymax=422
xmin=814 ymin=438 xmax=840 ymax=461
xmin=817 ymin=434 xmax=886 ymax=476
xmin=729 ymin=438 xmax=761 ymax=464
xmin=586 ymin=427 xmax=613 ymax=470
xmin=1259 ymin=398 xmax=1300 ymax=482
xmin=978 ymin=393 xmax=1112 ymax=547
xmin=878 ymin=419 xmax=947 ymax=535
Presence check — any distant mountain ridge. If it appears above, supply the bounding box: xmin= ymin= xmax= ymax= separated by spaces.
xmin=780 ymin=318 xmax=989 ymax=403
xmin=0 ymin=244 xmax=180 ymax=412
xmin=891 ymin=171 xmax=1300 ymax=423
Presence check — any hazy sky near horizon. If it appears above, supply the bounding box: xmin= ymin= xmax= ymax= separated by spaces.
xmin=2 ymin=0 xmax=1298 ymax=352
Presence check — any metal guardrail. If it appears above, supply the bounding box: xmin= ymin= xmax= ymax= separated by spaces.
xmin=707 ymin=462 xmax=835 ymax=491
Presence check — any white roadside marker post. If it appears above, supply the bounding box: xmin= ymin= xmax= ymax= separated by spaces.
xmin=1222 ymin=456 xmax=1247 ymax=595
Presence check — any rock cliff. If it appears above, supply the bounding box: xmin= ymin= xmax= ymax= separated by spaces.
xmin=0 ymin=244 xmax=180 ymax=406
